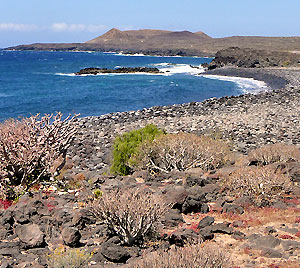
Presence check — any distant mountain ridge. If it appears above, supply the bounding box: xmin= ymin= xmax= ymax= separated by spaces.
xmin=6 ymin=28 xmax=300 ymax=57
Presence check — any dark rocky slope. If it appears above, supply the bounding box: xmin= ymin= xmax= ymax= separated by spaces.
xmin=206 ymin=47 xmax=300 ymax=69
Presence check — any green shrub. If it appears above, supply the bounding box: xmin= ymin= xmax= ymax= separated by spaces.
xmin=93 ymin=189 xmax=103 ymax=199
xmin=110 ymin=124 xmax=164 ymax=175
xmin=282 ymin=61 xmax=290 ymax=67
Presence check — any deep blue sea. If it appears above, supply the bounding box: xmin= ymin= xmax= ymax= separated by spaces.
xmin=0 ymin=50 xmax=267 ymax=121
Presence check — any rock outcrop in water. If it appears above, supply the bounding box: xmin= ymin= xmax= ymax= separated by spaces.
xmin=206 ymin=47 xmax=300 ymax=69
xmin=75 ymin=67 xmax=161 ymax=75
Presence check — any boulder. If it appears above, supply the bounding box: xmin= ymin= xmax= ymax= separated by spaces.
xmin=161 ymin=209 xmax=184 ymax=227
xmin=62 ymin=227 xmax=81 ymax=247
xmin=101 ymin=242 xmax=131 ymax=263
xmin=222 ymin=203 xmax=244 ymax=214
xmin=197 ymin=216 xmax=215 ymax=229
xmin=261 ymin=248 xmax=283 ymax=258
xmin=199 ymin=226 xmax=214 ymax=241
xmin=210 ymin=223 xmax=234 ymax=235
xmin=72 ymin=209 xmax=96 ymax=230
xmin=168 ymin=228 xmax=201 ymax=246
xmin=15 ymin=224 xmax=45 ymax=248
xmin=163 ymin=185 xmax=187 ymax=211
xmin=181 ymin=186 xmax=206 ymax=214
xmin=248 ymin=234 xmax=281 ymax=249
xmin=281 ymin=240 xmax=300 ymax=251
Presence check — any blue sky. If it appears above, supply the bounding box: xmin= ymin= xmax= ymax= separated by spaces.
xmin=1 ymin=0 xmax=299 ymax=48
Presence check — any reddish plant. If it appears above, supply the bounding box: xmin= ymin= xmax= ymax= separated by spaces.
xmin=0 ymin=112 xmax=78 ymax=198
xmin=295 ymin=231 xmax=300 ymax=238
xmin=44 ymin=201 xmax=57 ymax=212
xmin=0 ymin=199 xmax=12 ymax=210
xmin=279 ymin=234 xmax=295 ymax=240
xmin=283 ymin=198 xmax=300 ymax=205
xmin=186 ymin=222 xmax=200 ymax=233
xmin=268 ymin=264 xmax=280 ymax=268
xmin=243 ymin=246 xmax=252 ymax=255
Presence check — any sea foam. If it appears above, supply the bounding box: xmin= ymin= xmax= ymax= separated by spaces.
xmin=202 ymin=75 xmax=269 ymax=94
xmin=156 ymin=63 xmax=205 ymax=75
xmin=55 ymin=72 xmax=161 ymax=77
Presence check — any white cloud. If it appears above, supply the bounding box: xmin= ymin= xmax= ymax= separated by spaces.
xmin=51 ymin=23 xmax=68 ymax=32
xmin=0 ymin=23 xmax=38 ymax=31
xmin=51 ymin=23 xmax=107 ymax=33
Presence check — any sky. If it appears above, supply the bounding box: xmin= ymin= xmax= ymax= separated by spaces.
xmin=1 ymin=0 xmax=300 ymax=48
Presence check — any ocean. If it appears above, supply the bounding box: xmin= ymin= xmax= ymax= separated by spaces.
xmin=0 ymin=50 xmax=268 ymax=121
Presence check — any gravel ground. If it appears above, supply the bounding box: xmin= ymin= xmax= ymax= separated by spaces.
xmin=67 ymin=67 xmax=300 ymax=176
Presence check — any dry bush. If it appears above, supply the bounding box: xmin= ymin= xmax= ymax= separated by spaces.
xmin=131 ymin=133 xmax=230 ymax=173
xmin=89 ymin=188 xmax=170 ymax=246
xmin=221 ymin=166 xmax=293 ymax=206
xmin=47 ymin=246 xmax=92 ymax=268
xmin=0 ymin=112 xmax=78 ymax=198
xmin=129 ymin=242 xmax=230 ymax=268
xmin=248 ymin=143 xmax=300 ymax=165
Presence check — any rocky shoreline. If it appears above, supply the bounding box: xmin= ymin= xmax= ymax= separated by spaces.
xmin=203 ymin=67 xmax=289 ymax=90
xmin=66 ymin=67 xmax=300 ymax=176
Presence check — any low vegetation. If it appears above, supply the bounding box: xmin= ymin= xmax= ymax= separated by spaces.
xmin=248 ymin=143 xmax=300 ymax=165
xmin=222 ymin=166 xmax=293 ymax=206
xmin=131 ymin=132 xmax=231 ymax=173
xmin=47 ymin=246 xmax=92 ymax=268
xmin=129 ymin=242 xmax=230 ymax=268
xmin=89 ymin=187 xmax=170 ymax=246
xmin=110 ymin=124 xmax=164 ymax=175
xmin=0 ymin=112 xmax=78 ymax=199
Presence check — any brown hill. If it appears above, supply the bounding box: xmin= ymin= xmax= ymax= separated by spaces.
xmin=87 ymin=28 xmax=133 ymax=43
xmin=124 ymin=29 xmax=172 ymax=38
xmin=194 ymin=31 xmax=212 ymax=39
xmin=6 ymin=28 xmax=300 ymax=57
xmin=86 ymin=28 xmax=174 ymax=44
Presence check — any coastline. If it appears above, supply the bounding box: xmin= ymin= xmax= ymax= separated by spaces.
xmin=67 ymin=67 xmax=300 ymax=176
xmin=202 ymin=67 xmax=288 ymax=90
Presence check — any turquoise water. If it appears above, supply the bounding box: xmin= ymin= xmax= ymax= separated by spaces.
xmin=0 ymin=50 xmax=251 ymax=121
